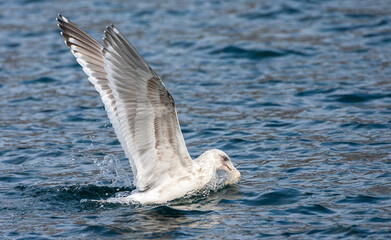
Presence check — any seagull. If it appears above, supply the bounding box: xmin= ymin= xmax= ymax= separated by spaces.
xmin=56 ymin=15 xmax=241 ymax=204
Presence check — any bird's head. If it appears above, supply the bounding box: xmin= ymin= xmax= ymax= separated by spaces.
xmin=204 ymin=149 xmax=241 ymax=185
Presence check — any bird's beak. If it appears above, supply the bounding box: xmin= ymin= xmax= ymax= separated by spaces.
xmin=225 ymin=166 xmax=241 ymax=185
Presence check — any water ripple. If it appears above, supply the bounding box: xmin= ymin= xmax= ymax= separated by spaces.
xmin=210 ymin=45 xmax=307 ymax=60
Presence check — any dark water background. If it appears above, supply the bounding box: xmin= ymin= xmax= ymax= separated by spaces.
xmin=1 ymin=0 xmax=391 ymax=239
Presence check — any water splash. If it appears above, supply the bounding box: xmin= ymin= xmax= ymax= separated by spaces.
xmin=94 ymin=170 xmax=231 ymax=205
xmin=205 ymin=170 xmax=230 ymax=191
xmin=95 ymin=154 xmax=132 ymax=188
xmin=183 ymin=170 xmax=230 ymax=199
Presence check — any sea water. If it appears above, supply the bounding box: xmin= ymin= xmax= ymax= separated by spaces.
xmin=1 ymin=0 xmax=391 ymax=238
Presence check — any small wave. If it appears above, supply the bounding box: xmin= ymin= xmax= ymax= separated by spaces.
xmin=62 ymin=115 xmax=101 ymax=122
xmin=5 ymin=42 xmax=20 ymax=48
xmin=306 ymin=225 xmax=370 ymax=238
xmin=78 ymin=225 xmax=124 ymax=238
xmin=242 ymin=188 xmax=302 ymax=207
xmin=9 ymin=96 xmax=41 ymax=103
xmin=248 ymin=102 xmax=282 ymax=108
xmin=21 ymin=77 xmax=57 ymax=85
xmin=337 ymin=194 xmax=387 ymax=204
xmin=210 ymin=46 xmax=307 ymax=60
xmin=264 ymin=120 xmax=294 ymax=128
xmin=340 ymin=122 xmax=388 ymax=130
xmin=321 ymin=141 xmax=363 ymax=147
xmin=295 ymin=88 xmax=337 ymax=97
xmin=146 ymin=206 xmax=212 ymax=217
xmin=328 ymin=93 xmax=391 ymax=103
xmin=345 ymin=13 xmax=377 ymax=19
xmin=168 ymin=41 xmax=195 ymax=48
xmin=272 ymin=204 xmax=335 ymax=216
xmin=239 ymin=6 xmax=301 ymax=20
xmin=370 ymin=217 xmax=391 ymax=223
xmin=2 ymin=156 xmax=29 ymax=165
xmin=322 ymin=19 xmax=388 ymax=32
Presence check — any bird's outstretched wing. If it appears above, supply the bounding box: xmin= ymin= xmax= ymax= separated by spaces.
xmin=57 ymin=15 xmax=193 ymax=191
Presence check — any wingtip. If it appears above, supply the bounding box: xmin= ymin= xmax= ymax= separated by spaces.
xmin=109 ymin=24 xmax=119 ymax=34
xmin=59 ymin=15 xmax=69 ymax=23
xmin=57 ymin=14 xmax=65 ymax=22
xmin=56 ymin=15 xmax=64 ymax=24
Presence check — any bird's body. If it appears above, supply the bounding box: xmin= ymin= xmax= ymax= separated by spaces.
xmin=114 ymin=149 xmax=240 ymax=204
xmin=56 ymin=15 xmax=240 ymax=204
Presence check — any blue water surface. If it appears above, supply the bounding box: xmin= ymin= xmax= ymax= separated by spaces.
xmin=1 ymin=0 xmax=391 ymax=239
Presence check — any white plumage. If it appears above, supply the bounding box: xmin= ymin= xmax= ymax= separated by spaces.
xmin=57 ymin=15 xmax=241 ymax=204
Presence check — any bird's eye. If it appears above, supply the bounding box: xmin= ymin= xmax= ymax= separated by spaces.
xmin=223 ymin=156 xmax=229 ymax=162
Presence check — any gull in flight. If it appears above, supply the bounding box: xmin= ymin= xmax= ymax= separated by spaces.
xmin=56 ymin=15 xmax=241 ymax=204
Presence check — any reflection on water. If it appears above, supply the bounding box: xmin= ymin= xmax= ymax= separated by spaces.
xmin=1 ymin=0 xmax=391 ymax=238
